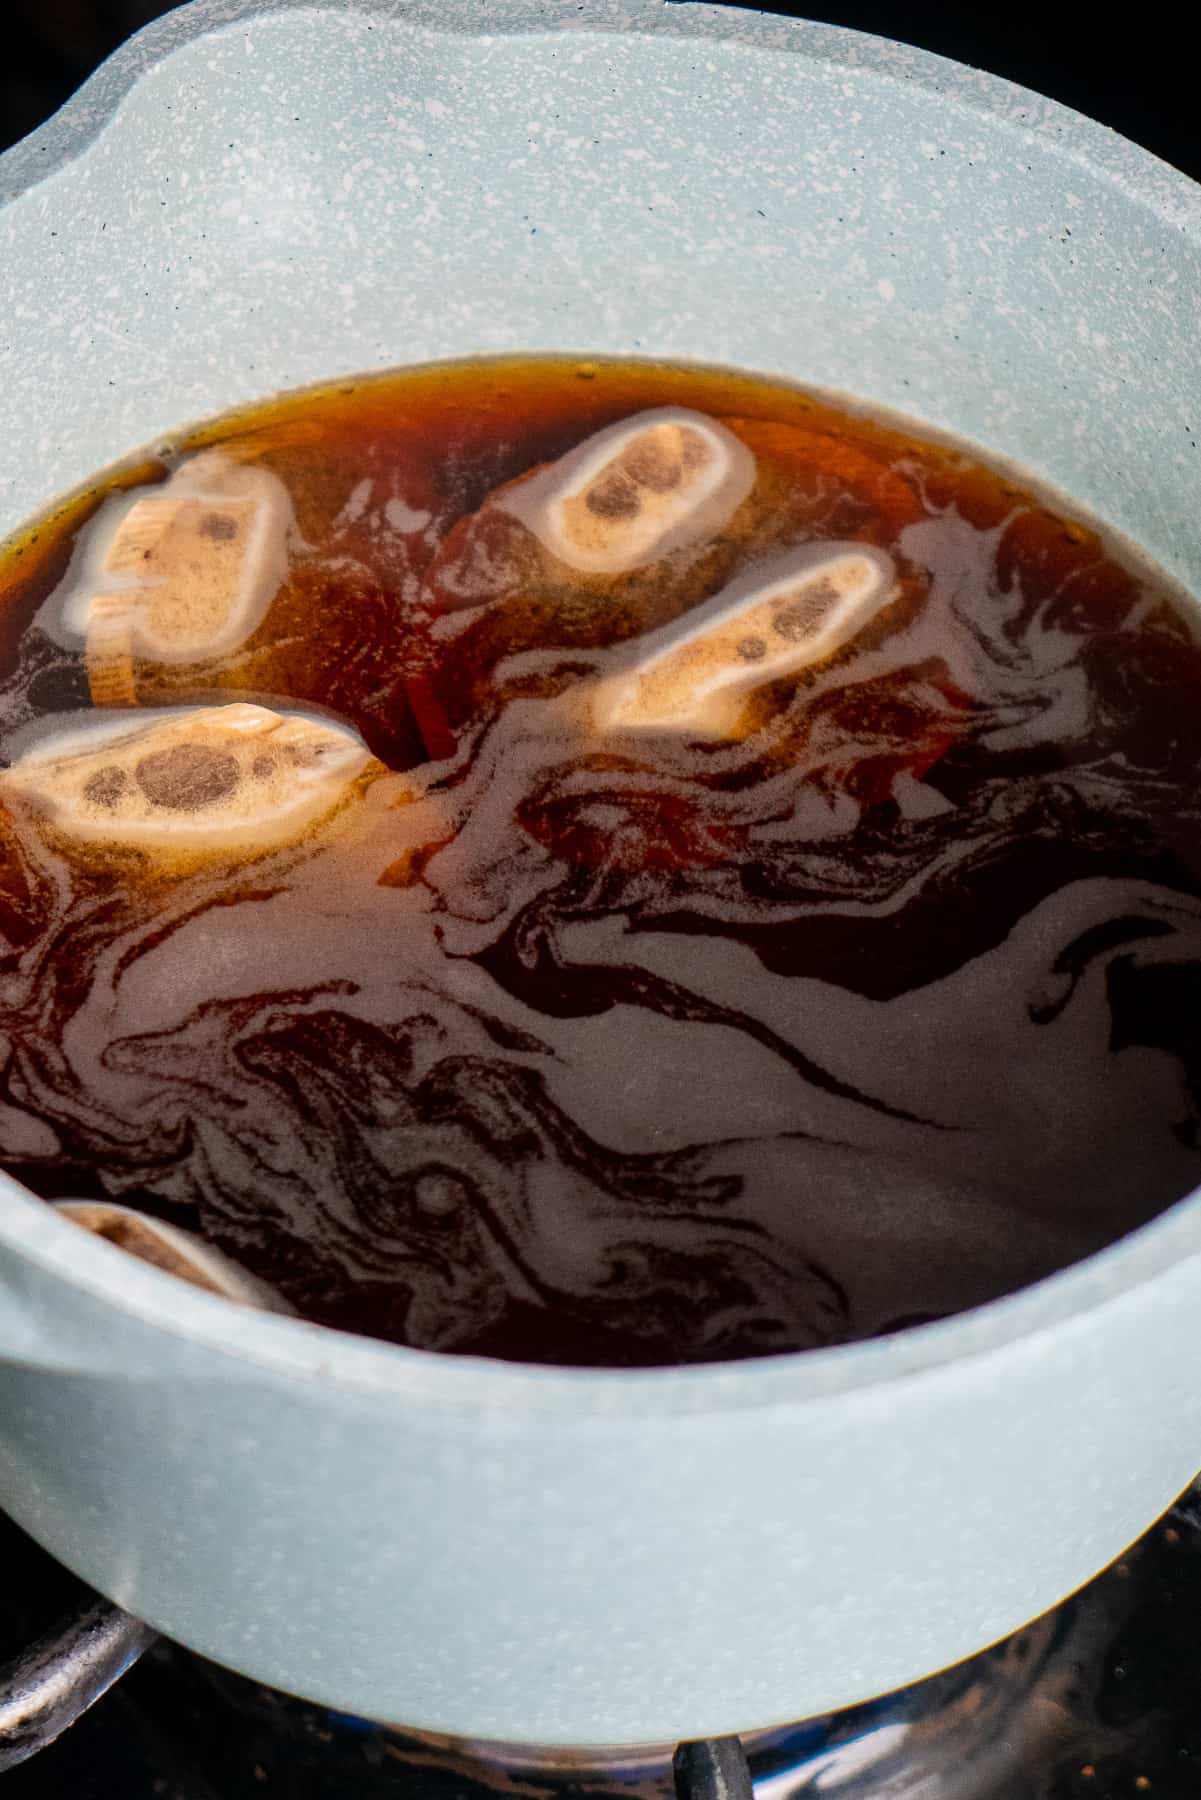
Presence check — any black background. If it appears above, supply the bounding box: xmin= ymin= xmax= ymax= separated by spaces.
xmin=2 ymin=0 xmax=1199 ymax=184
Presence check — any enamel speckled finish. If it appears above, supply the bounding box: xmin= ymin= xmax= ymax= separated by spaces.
xmin=0 ymin=0 xmax=1200 ymax=1748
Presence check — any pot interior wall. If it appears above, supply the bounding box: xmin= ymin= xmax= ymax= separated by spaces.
xmin=0 ymin=0 xmax=1198 ymax=603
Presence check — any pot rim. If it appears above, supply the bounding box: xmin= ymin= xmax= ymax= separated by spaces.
xmin=1 ymin=0 xmax=1200 ymax=1417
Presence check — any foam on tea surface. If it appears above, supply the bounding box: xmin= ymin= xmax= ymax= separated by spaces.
xmin=0 ymin=357 xmax=1199 ymax=1366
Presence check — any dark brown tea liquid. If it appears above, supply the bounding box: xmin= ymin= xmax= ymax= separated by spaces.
xmin=1 ymin=357 xmax=1200 ymax=1366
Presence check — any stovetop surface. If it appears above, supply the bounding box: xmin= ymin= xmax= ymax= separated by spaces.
xmin=5 ymin=1488 xmax=1201 ymax=1798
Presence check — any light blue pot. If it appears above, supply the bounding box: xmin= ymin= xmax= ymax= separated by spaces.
xmin=1 ymin=0 xmax=1199 ymax=1749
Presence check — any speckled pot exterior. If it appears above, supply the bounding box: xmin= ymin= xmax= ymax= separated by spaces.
xmin=1 ymin=0 xmax=1200 ymax=1749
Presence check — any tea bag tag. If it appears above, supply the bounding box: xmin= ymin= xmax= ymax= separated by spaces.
xmin=593 ymin=543 xmax=897 ymax=737
xmin=1 ymin=703 xmax=371 ymax=856
xmin=498 ymin=408 xmax=756 ymax=575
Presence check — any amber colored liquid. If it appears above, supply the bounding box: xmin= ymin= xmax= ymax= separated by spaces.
xmin=2 ymin=357 xmax=1200 ymax=1367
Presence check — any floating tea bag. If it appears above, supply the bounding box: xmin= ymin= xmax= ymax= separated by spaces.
xmin=593 ymin=543 xmax=897 ymax=737
xmin=62 ymin=452 xmax=294 ymax=705
xmin=496 ymin=408 xmax=756 ymax=576
xmin=49 ymin=448 xmax=440 ymax=771
xmin=1 ymin=703 xmax=370 ymax=856
xmin=55 ymin=1200 xmax=291 ymax=1311
xmin=416 ymin=409 xmax=766 ymax=737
